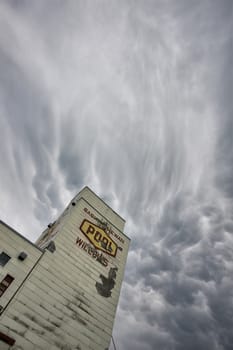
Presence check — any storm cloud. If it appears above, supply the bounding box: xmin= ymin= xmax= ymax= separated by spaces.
xmin=0 ymin=1 xmax=233 ymax=349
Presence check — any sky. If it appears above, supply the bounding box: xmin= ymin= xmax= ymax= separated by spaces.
xmin=0 ymin=1 xmax=232 ymax=349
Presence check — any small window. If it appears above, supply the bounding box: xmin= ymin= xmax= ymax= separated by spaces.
xmin=0 ymin=274 xmax=14 ymax=297
xmin=0 ymin=252 xmax=11 ymax=267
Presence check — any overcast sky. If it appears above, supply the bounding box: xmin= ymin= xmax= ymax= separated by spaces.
xmin=0 ymin=1 xmax=233 ymax=349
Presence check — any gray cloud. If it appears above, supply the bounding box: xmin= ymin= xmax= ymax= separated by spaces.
xmin=0 ymin=0 xmax=232 ymax=349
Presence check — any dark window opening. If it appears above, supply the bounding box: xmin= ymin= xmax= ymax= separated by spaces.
xmin=0 ymin=252 xmax=11 ymax=267
xmin=0 ymin=274 xmax=14 ymax=297
xmin=0 ymin=331 xmax=15 ymax=345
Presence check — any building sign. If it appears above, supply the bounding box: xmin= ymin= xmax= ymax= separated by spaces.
xmin=83 ymin=207 xmax=125 ymax=244
xmin=80 ymin=219 xmax=118 ymax=257
xmin=76 ymin=236 xmax=109 ymax=267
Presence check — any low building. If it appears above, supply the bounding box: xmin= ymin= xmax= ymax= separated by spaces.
xmin=0 ymin=187 xmax=130 ymax=350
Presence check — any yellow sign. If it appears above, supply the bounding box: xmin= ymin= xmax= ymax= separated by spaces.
xmin=80 ymin=219 xmax=118 ymax=257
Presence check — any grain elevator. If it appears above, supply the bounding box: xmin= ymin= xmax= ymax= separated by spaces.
xmin=0 ymin=187 xmax=130 ymax=349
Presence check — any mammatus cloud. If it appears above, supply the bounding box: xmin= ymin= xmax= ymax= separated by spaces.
xmin=0 ymin=1 xmax=232 ymax=349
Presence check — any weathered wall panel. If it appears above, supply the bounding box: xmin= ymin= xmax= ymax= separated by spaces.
xmin=0 ymin=221 xmax=42 ymax=310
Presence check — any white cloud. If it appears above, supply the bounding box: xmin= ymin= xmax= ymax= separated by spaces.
xmin=0 ymin=1 xmax=232 ymax=348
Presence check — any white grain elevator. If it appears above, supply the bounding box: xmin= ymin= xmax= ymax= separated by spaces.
xmin=0 ymin=187 xmax=130 ymax=349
